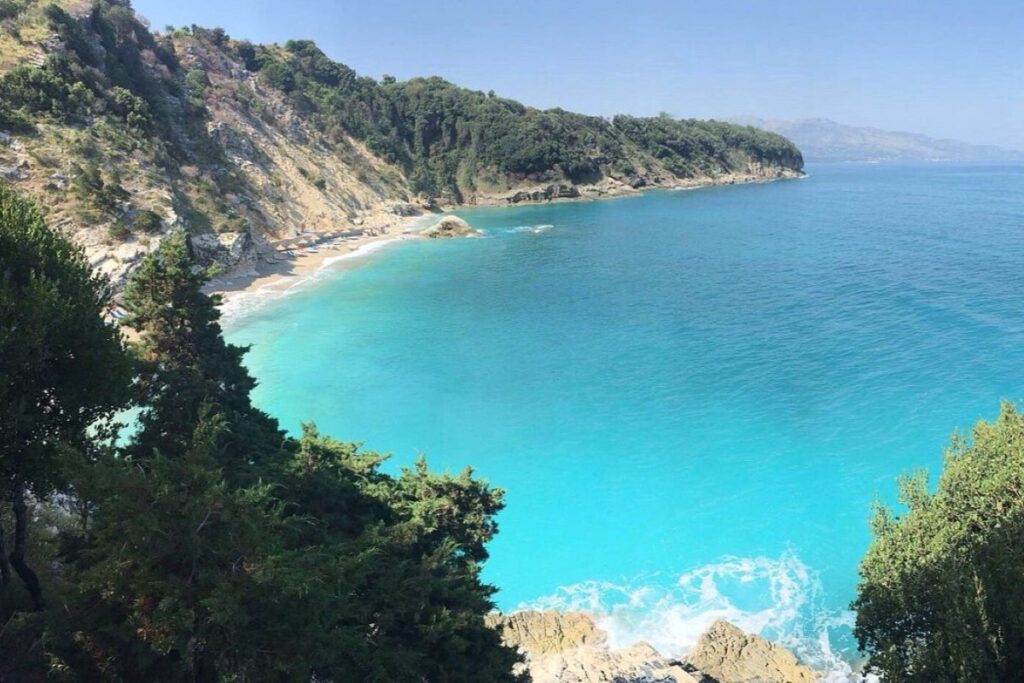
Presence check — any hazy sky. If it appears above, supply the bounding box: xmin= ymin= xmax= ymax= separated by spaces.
xmin=133 ymin=0 xmax=1024 ymax=149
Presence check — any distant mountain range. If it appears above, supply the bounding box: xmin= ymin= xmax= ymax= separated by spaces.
xmin=730 ymin=117 xmax=1024 ymax=163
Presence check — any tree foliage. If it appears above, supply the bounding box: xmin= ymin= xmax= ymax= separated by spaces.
xmin=0 ymin=182 xmax=130 ymax=611
xmin=232 ymin=39 xmax=802 ymax=199
xmin=854 ymin=402 xmax=1024 ymax=681
xmin=0 ymin=213 xmax=524 ymax=680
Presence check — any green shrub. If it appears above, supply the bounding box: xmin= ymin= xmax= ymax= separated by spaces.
xmin=0 ymin=0 xmax=27 ymax=20
xmin=109 ymin=86 xmax=152 ymax=130
xmin=184 ymin=68 xmax=209 ymax=96
xmin=107 ymin=219 xmax=130 ymax=240
xmin=131 ymin=208 xmax=163 ymax=233
xmin=0 ymin=65 xmax=75 ymax=117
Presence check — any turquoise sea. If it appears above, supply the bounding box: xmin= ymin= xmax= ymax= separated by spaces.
xmin=225 ymin=163 xmax=1024 ymax=673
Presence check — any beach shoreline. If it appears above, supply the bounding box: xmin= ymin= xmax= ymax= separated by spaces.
xmin=208 ymin=213 xmax=430 ymax=323
xmin=209 ymin=170 xmax=803 ymax=323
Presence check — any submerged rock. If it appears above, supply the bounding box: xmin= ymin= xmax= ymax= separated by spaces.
xmin=488 ymin=611 xmax=816 ymax=683
xmin=421 ymin=215 xmax=480 ymax=238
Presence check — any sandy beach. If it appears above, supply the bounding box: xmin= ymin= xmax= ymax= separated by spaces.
xmin=208 ymin=213 xmax=431 ymax=322
xmin=207 ymin=171 xmax=803 ymax=323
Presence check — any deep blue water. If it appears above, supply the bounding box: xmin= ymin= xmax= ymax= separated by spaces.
xmin=225 ymin=163 xmax=1024 ymax=671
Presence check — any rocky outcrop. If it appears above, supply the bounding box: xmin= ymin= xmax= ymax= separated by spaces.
xmin=488 ymin=611 xmax=818 ymax=683
xmin=388 ymin=201 xmax=421 ymax=216
xmin=505 ymin=184 xmax=582 ymax=204
xmin=421 ymin=215 xmax=480 ymax=238
xmin=487 ymin=611 xmax=703 ymax=683
xmin=187 ymin=230 xmax=264 ymax=276
xmin=685 ymin=620 xmax=816 ymax=683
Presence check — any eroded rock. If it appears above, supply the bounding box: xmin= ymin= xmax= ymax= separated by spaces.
xmin=685 ymin=620 xmax=816 ymax=683
xmin=187 ymin=230 xmax=262 ymax=275
xmin=488 ymin=611 xmax=817 ymax=683
xmin=421 ymin=215 xmax=480 ymax=238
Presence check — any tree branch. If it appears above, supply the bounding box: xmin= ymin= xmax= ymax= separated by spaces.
xmin=9 ymin=481 xmax=44 ymax=610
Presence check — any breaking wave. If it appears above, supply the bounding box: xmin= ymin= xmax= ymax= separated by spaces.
xmin=521 ymin=551 xmax=866 ymax=680
xmin=506 ymin=223 xmax=554 ymax=234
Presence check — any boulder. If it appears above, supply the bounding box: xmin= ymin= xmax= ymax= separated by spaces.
xmin=388 ymin=201 xmax=421 ymax=217
xmin=187 ymin=230 xmax=261 ymax=275
xmin=421 ymin=215 xmax=480 ymax=238
xmin=488 ymin=611 xmax=703 ymax=683
xmin=488 ymin=612 xmax=817 ymax=683
xmin=684 ymin=620 xmax=816 ymax=683
xmin=1 ymin=165 xmax=27 ymax=180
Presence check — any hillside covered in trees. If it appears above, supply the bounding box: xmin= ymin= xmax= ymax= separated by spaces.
xmin=0 ymin=0 xmax=802 ymax=285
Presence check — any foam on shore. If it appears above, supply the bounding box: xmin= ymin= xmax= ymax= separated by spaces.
xmin=522 ymin=551 xmax=863 ymax=680
xmin=217 ymin=235 xmax=409 ymax=325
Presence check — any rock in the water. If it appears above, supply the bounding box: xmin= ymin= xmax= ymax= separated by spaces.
xmin=684 ymin=620 xmax=816 ymax=683
xmin=421 ymin=215 xmax=480 ymax=238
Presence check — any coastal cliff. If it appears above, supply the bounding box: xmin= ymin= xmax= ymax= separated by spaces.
xmin=0 ymin=0 xmax=803 ymax=286
xmin=487 ymin=611 xmax=818 ymax=683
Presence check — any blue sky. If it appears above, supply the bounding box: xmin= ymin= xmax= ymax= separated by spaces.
xmin=133 ymin=0 xmax=1024 ymax=148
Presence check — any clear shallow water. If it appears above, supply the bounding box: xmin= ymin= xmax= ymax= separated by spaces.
xmin=226 ymin=163 xmax=1024 ymax=672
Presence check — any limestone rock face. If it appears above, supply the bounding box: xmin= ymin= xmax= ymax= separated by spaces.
xmin=421 ymin=215 xmax=480 ymax=238
xmin=684 ymin=620 xmax=816 ymax=683
xmin=489 ymin=611 xmax=818 ymax=683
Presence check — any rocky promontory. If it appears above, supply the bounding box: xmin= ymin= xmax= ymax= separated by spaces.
xmin=486 ymin=611 xmax=818 ymax=683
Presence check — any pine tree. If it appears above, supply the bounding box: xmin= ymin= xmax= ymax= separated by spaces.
xmin=120 ymin=228 xmax=282 ymax=482
xmin=0 ymin=183 xmax=130 ymax=611
xmin=855 ymin=402 xmax=1024 ymax=681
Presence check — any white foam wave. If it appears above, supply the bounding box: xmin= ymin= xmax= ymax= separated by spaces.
xmin=521 ymin=551 xmax=863 ymax=680
xmin=218 ymin=237 xmax=405 ymax=325
xmin=506 ymin=223 xmax=554 ymax=234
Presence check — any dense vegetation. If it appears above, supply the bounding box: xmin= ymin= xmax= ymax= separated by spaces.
xmin=229 ymin=37 xmax=803 ymax=199
xmin=0 ymin=185 xmax=524 ymax=681
xmin=854 ymin=403 xmax=1024 ymax=681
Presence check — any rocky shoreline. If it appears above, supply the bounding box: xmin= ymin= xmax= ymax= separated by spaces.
xmin=471 ymin=167 xmax=805 ymax=206
xmin=487 ymin=610 xmax=818 ymax=683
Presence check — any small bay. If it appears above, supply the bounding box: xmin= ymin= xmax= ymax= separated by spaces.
xmin=225 ymin=162 xmax=1024 ymax=671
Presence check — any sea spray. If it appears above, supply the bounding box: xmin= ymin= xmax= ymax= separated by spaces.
xmin=505 ymin=224 xmax=555 ymax=234
xmin=217 ymin=236 xmax=408 ymax=325
xmin=522 ymin=551 xmax=857 ymax=676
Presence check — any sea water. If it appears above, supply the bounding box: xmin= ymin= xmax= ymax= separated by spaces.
xmin=224 ymin=163 xmax=1024 ymax=672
